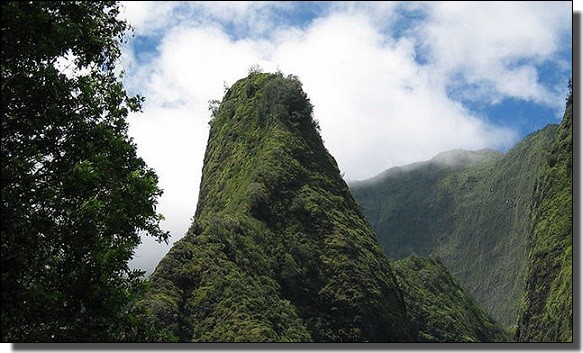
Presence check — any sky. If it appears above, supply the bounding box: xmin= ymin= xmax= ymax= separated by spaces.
xmin=116 ymin=1 xmax=574 ymax=275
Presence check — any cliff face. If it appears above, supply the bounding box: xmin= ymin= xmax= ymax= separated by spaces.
xmin=516 ymin=97 xmax=573 ymax=342
xmin=139 ymin=73 xmax=412 ymax=342
xmin=351 ymin=125 xmax=558 ymax=327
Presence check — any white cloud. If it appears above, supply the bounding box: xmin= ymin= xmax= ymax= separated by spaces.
xmin=119 ymin=1 xmax=178 ymax=35
xmin=416 ymin=1 xmax=572 ymax=105
xmin=192 ymin=1 xmax=291 ymax=36
xmin=269 ymin=12 xmax=516 ymax=180
xmin=120 ymin=2 xmax=570 ymax=274
xmin=120 ymin=1 xmax=292 ymax=38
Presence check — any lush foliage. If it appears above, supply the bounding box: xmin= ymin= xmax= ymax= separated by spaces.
xmin=139 ymin=72 xmax=413 ymax=342
xmin=393 ymin=256 xmax=510 ymax=342
xmin=351 ymin=127 xmax=557 ymax=328
xmin=516 ymin=87 xmax=573 ymax=342
xmin=1 ymin=1 xmax=168 ymax=341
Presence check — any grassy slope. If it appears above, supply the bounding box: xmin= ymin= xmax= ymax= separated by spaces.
xmin=393 ymin=256 xmax=510 ymax=342
xmin=139 ymin=73 xmax=412 ymax=342
xmin=515 ymin=98 xmax=573 ymax=342
xmin=351 ymin=126 xmax=557 ymax=328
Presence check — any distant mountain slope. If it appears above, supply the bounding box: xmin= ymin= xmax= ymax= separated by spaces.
xmin=351 ymin=126 xmax=557 ymax=327
xmin=516 ymin=95 xmax=573 ymax=342
xmin=138 ymin=73 xmax=412 ymax=342
xmin=393 ymin=256 xmax=510 ymax=342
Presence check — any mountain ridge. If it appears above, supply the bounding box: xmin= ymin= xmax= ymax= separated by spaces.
xmin=350 ymin=124 xmax=559 ymax=327
xmin=351 ymin=148 xmax=502 ymax=186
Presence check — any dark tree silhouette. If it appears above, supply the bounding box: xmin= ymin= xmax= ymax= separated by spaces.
xmin=1 ymin=1 xmax=168 ymax=341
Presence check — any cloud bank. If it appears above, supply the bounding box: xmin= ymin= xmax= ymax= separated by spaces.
xmin=118 ymin=1 xmax=572 ymax=273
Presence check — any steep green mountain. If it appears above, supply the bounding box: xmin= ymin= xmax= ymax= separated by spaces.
xmin=393 ymin=256 xmax=510 ymax=342
xmin=516 ymin=95 xmax=573 ymax=342
xmin=351 ymin=126 xmax=558 ymax=328
xmin=138 ymin=72 xmax=412 ymax=342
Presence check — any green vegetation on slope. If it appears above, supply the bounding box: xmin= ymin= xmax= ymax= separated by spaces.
xmin=351 ymin=127 xmax=557 ymax=328
xmin=393 ymin=256 xmax=510 ymax=342
xmin=516 ymin=91 xmax=573 ymax=342
xmin=138 ymin=72 xmax=412 ymax=342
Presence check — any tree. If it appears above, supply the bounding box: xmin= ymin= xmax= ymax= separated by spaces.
xmin=1 ymin=1 xmax=169 ymax=341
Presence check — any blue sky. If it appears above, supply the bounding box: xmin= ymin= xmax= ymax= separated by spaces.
xmin=117 ymin=1 xmax=573 ymax=274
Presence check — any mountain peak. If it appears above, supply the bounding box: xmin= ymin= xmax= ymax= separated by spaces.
xmin=140 ymin=72 xmax=412 ymax=342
